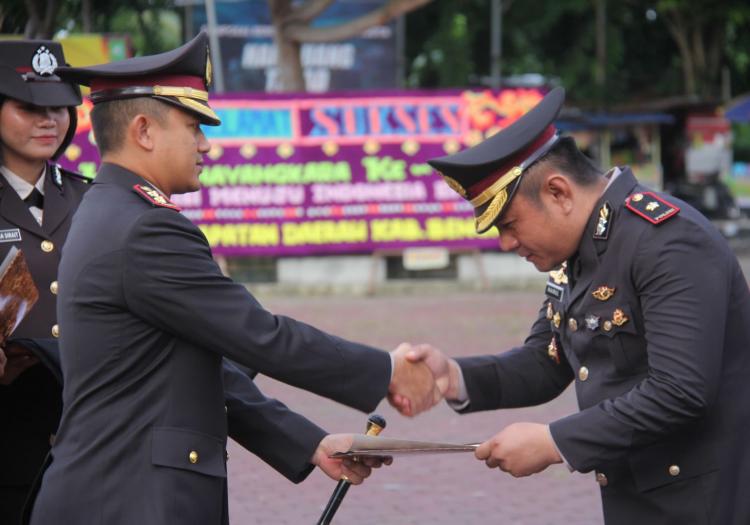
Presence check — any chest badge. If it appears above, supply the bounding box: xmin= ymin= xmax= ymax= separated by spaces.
xmin=547 ymin=336 xmax=560 ymax=364
xmin=593 ymin=202 xmax=612 ymax=240
xmin=132 ymin=184 xmax=181 ymax=211
xmin=584 ymin=314 xmax=600 ymax=331
xmin=612 ymin=308 xmax=629 ymax=327
xmin=592 ymin=286 xmax=616 ymax=301
xmin=549 ymin=262 xmax=568 ymax=285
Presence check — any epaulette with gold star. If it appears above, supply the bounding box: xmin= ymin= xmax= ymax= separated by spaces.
xmin=132 ymin=184 xmax=181 ymax=211
xmin=625 ymin=191 xmax=679 ymax=225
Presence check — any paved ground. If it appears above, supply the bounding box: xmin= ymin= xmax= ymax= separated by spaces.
xmin=227 ymin=290 xmax=604 ymax=525
xmin=227 ymin=252 xmax=750 ymax=524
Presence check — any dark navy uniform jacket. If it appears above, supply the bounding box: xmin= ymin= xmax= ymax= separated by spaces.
xmin=30 ymin=163 xmax=390 ymax=525
xmin=0 ymin=165 xmax=87 ymax=490
xmin=456 ymin=168 xmax=750 ymax=525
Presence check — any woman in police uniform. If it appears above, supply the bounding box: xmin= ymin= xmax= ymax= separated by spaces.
xmin=0 ymin=40 xmax=89 ymax=523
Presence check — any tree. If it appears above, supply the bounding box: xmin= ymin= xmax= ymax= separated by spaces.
xmin=267 ymin=0 xmax=433 ymax=91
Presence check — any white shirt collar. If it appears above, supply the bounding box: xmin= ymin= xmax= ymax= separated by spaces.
xmin=0 ymin=165 xmax=46 ymax=200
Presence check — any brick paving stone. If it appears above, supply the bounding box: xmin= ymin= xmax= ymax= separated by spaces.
xmin=228 ymin=290 xmax=604 ymax=524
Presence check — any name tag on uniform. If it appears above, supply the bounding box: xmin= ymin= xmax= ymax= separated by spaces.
xmin=0 ymin=228 xmax=21 ymax=243
xmin=545 ymin=282 xmax=564 ymax=301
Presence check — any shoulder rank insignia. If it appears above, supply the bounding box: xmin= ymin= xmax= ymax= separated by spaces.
xmin=592 ymin=286 xmax=615 ymax=301
xmin=593 ymin=202 xmax=612 ymax=240
xmin=625 ymin=192 xmax=679 ymax=224
xmin=132 ymin=184 xmax=181 ymax=211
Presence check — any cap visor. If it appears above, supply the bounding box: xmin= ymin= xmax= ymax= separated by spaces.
xmin=17 ymin=82 xmax=81 ymax=108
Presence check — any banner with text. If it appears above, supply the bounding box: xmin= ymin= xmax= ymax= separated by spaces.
xmin=59 ymin=88 xmax=545 ymax=256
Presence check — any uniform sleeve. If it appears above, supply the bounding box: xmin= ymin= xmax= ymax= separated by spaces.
xmin=456 ymin=302 xmax=574 ymax=413
xmin=550 ymin=219 xmax=730 ymax=472
xmin=222 ymin=359 xmax=326 ymax=483
xmin=122 ymin=209 xmax=390 ymax=414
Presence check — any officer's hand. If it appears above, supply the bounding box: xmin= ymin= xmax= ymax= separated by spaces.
xmin=475 ymin=422 xmax=562 ymax=477
xmin=388 ymin=343 xmax=443 ymax=417
xmin=311 ymin=433 xmax=392 ymax=484
xmin=388 ymin=343 xmax=460 ymax=416
xmin=0 ymin=343 xmax=38 ymax=385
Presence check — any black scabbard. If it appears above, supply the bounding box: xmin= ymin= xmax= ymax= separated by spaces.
xmin=317 ymin=479 xmax=351 ymax=525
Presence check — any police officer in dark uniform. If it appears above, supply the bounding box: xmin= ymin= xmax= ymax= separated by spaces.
xmin=398 ymin=88 xmax=750 ymax=524
xmin=0 ymin=40 xmax=367 ymax=525
xmin=28 ymin=33 xmax=435 ymax=525
xmin=0 ymin=39 xmax=88 ymax=523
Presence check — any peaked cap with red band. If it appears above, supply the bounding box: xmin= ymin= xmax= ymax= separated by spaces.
xmin=428 ymin=87 xmax=565 ymax=233
xmin=0 ymin=39 xmax=82 ymax=159
xmin=56 ymin=32 xmax=220 ymax=126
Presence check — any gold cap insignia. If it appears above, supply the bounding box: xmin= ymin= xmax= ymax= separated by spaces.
xmin=592 ymin=286 xmax=616 ymax=301
xmin=612 ymin=308 xmax=629 ymax=326
xmin=205 ymin=47 xmax=213 ymax=87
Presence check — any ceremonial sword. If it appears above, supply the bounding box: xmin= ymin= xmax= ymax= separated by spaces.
xmin=316 ymin=414 xmax=386 ymax=525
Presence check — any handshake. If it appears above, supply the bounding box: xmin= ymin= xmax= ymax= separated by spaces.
xmin=386 ymin=342 xmax=460 ymax=417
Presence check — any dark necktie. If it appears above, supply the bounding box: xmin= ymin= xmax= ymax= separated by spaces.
xmin=24 ymin=188 xmax=44 ymax=209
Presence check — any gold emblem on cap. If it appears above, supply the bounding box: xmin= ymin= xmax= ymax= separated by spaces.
xmin=631 ymin=193 xmax=643 ymax=202
xmin=645 ymin=201 xmax=660 ymax=211
xmin=206 ymin=50 xmax=213 ymax=87
xmin=592 ymin=286 xmax=616 ymax=301
xmin=442 ymin=175 xmax=467 ymax=199
xmin=612 ymin=308 xmax=629 ymax=326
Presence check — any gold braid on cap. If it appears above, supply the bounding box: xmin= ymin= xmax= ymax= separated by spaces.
xmin=153 ymin=85 xmax=208 ymax=100
xmin=177 ymin=96 xmax=220 ymax=121
xmin=470 ymin=166 xmax=523 ymax=208
xmin=476 ymin=187 xmax=509 ymax=232
xmin=441 ymin=174 xmax=467 ymax=198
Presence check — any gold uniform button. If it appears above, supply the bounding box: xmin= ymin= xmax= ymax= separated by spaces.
xmin=189 ymin=450 xmax=199 ymax=464
xmin=669 ymin=465 xmax=680 ymax=477
xmin=41 ymin=240 xmax=54 ymax=252
xmin=595 ymin=472 xmax=608 ymax=487
xmin=568 ymin=318 xmax=578 ymax=331
xmin=51 ymin=324 xmax=59 ymax=338
xmin=50 ymin=281 xmax=59 ymax=295
xmin=578 ymin=366 xmax=589 ymax=381
xmin=603 ymin=320 xmax=613 ymax=332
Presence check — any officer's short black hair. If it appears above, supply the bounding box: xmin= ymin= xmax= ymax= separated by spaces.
xmin=91 ymin=98 xmax=169 ymax=155
xmin=518 ymin=137 xmax=603 ymax=205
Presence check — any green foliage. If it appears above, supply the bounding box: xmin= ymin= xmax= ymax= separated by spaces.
xmin=404 ymin=0 xmax=750 ymax=106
